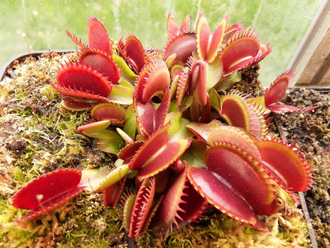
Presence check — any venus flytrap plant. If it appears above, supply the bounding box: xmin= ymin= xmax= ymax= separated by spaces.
xmin=10 ymin=13 xmax=316 ymax=241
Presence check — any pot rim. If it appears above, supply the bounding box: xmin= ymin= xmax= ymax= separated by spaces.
xmin=0 ymin=49 xmax=75 ymax=81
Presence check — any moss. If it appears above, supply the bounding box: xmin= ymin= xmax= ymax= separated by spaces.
xmin=0 ymin=52 xmax=311 ymax=247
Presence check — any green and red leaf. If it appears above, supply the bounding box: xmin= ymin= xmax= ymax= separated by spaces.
xmin=128 ymin=177 xmax=156 ymax=238
xmin=265 ymin=70 xmax=294 ymax=106
xmin=118 ymin=141 xmax=144 ymax=161
xmin=164 ymin=33 xmax=197 ymax=65
xmin=190 ymin=58 xmax=223 ymax=107
xmin=219 ymin=93 xmax=267 ymax=138
xmin=207 ymin=126 xmax=261 ymax=160
xmin=196 ymin=13 xmax=211 ymax=62
xmin=108 ymin=84 xmax=134 ymax=105
xmin=207 ymin=16 xmax=227 ymax=63
xmin=128 ymin=123 xmax=191 ymax=180
xmin=220 ymin=31 xmax=261 ymax=75
xmin=134 ymin=88 xmax=170 ymax=137
xmin=97 ymin=137 xmax=125 ymax=155
xmin=167 ymin=13 xmax=179 ymax=39
xmin=12 ymin=168 xmax=83 ymax=210
xmin=66 ymin=30 xmax=88 ymax=49
xmin=176 ymin=68 xmax=190 ymax=107
xmin=91 ymin=102 xmax=126 ymax=124
xmin=224 ymin=23 xmax=244 ymax=41
xmin=134 ymin=60 xmax=170 ymax=104
xmin=167 ymin=13 xmax=191 ymax=39
xmin=137 ymin=138 xmax=191 ymax=180
xmin=186 ymin=119 xmax=222 ymax=142
xmin=264 ymin=70 xmax=317 ymax=113
xmin=61 ymin=98 xmax=90 ymax=111
xmin=129 ymin=124 xmax=171 ymax=170
xmin=77 ymin=119 xmax=111 ymax=136
xmin=52 ymin=62 xmax=112 ymax=102
xmin=191 ymin=61 xmax=207 ymax=106
xmin=152 ymin=166 xmax=207 ymax=236
xmin=196 ymin=13 xmax=227 ymax=63
xmin=82 ymin=164 xmax=129 ymax=193
xmin=87 ymin=16 xmax=112 ymax=54
xmin=206 ymin=142 xmax=277 ymax=215
xmin=17 ymin=187 xmax=84 ymax=222
xmin=103 ymin=177 xmax=127 ymax=207
xmin=187 ymin=167 xmax=268 ymax=231
xmin=255 ymin=139 xmax=312 ymax=192
xmin=79 ymin=48 xmax=121 ymax=84
xmin=12 ymin=169 xmax=84 ymax=221
xmin=118 ymin=33 xmax=146 ymax=74
xmin=267 ymin=104 xmax=317 ymax=114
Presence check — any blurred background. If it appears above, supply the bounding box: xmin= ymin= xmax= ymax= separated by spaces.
xmin=0 ymin=0 xmax=323 ymax=85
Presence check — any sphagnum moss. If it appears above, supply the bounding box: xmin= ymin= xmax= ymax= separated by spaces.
xmin=0 ymin=52 xmax=310 ymax=247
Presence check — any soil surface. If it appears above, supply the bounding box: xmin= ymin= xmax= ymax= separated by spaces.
xmin=277 ymin=88 xmax=330 ymax=247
